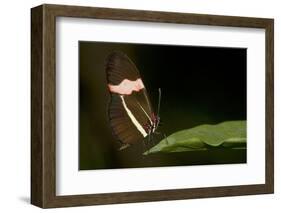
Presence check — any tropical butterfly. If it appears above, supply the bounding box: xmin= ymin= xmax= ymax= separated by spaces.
xmin=105 ymin=51 xmax=163 ymax=150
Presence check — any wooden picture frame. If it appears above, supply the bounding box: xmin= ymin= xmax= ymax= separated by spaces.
xmin=31 ymin=4 xmax=274 ymax=208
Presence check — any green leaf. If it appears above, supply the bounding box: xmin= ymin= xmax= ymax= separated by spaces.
xmin=144 ymin=120 xmax=246 ymax=155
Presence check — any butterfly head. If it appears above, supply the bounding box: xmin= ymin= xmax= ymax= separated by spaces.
xmin=142 ymin=112 xmax=160 ymax=135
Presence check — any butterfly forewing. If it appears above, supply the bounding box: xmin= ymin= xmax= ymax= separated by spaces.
xmin=106 ymin=51 xmax=140 ymax=85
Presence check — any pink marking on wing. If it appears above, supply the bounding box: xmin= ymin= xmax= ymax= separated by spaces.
xmin=108 ymin=78 xmax=145 ymax=95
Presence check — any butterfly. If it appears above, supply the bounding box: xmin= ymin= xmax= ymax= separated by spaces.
xmin=105 ymin=51 xmax=163 ymax=150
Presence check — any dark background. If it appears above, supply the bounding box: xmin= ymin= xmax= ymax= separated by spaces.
xmin=79 ymin=41 xmax=247 ymax=170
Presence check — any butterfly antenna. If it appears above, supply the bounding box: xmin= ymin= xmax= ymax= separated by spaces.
xmin=157 ymin=88 xmax=162 ymax=117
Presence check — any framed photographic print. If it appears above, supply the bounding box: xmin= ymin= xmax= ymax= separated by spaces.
xmin=31 ymin=4 xmax=274 ymax=208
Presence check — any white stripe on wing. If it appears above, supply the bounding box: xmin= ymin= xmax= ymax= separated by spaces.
xmin=120 ymin=95 xmax=148 ymax=137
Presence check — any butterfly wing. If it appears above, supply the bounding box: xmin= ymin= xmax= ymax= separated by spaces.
xmin=106 ymin=51 xmax=153 ymax=114
xmin=106 ymin=51 xmax=153 ymax=146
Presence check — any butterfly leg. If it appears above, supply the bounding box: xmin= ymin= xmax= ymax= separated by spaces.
xmin=154 ymin=131 xmax=168 ymax=143
xmin=163 ymin=133 xmax=169 ymax=145
xmin=150 ymin=133 xmax=155 ymax=146
xmin=155 ymin=132 xmax=169 ymax=145
xmin=142 ymin=137 xmax=148 ymax=152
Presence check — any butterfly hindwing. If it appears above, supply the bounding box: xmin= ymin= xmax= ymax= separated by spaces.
xmin=109 ymin=94 xmax=145 ymax=145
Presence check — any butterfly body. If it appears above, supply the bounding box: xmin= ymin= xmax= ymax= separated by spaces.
xmin=143 ymin=112 xmax=160 ymax=135
xmin=105 ymin=51 xmax=161 ymax=149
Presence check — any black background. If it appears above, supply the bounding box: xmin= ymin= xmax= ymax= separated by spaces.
xmin=79 ymin=41 xmax=246 ymax=170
